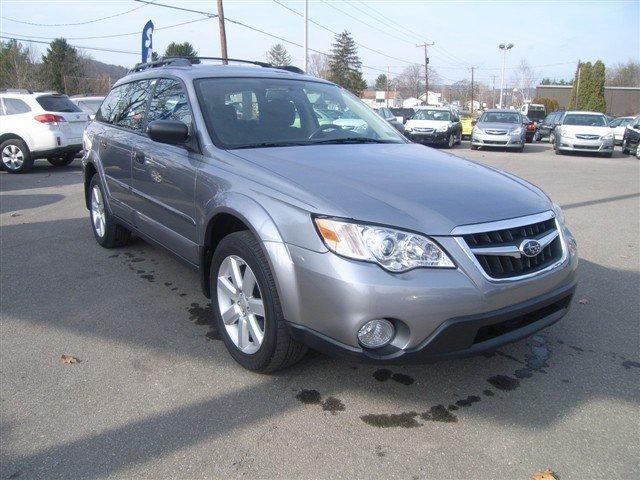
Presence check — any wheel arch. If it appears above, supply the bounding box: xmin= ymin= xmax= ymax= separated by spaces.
xmin=83 ymin=161 xmax=98 ymax=210
xmin=0 ymin=133 xmax=30 ymax=151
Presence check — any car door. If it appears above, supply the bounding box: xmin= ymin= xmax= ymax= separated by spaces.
xmin=93 ymin=85 xmax=137 ymax=219
xmin=451 ymin=112 xmax=462 ymax=138
xmin=130 ymin=77 xmax=200 ymax=264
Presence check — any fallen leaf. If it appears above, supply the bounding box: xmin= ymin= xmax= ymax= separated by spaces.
xmin=578 ymin=298 xmax=589 ymax=305
xmin=532 ymin=469 xmax=559 ymax=480
xmin=60 ymin=355 xmax=80 ymax=364
xmin=10 ymin=212 xmax=21 ymax=217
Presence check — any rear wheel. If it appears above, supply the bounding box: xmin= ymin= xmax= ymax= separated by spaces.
xmin=1 ymin=139 xmax=33 ymax=174
xmin=89 ymin=175 xmax=131 ymax=248
xmin=211 ymin=231 xmax=307 ymax=373
xmin=47 ymin=153 xmax=76 ymax=167
xmin=470 ymin=145 xmax=478 ymax=150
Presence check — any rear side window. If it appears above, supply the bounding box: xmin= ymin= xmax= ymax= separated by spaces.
xmin=146 ymin=79 xmax=192 ymax=126
xmin=36 ymin=95 xmax=81 ymax=113
xmin=95 ymin=86 xmax=123 ymax=124
xmin=3 ymin=98 xmax=31 ymax=115
xmin=113 ymin=80 xmax=151 ymax=132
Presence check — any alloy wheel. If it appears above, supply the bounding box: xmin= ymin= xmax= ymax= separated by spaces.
xmin=2 ymin=145 xmax=24 ymax=170
xmin=91 ymin=185 xmax=106 ymax=237
xmin=217 ymin=255 xmax=266 ymax=354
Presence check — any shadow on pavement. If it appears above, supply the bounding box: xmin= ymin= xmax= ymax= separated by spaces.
xmin=1 ymin=215 xmax=638 ymax=478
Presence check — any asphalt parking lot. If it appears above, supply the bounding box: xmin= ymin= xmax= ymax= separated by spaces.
xmin=1 ymin=141 xmax=638 ymax=480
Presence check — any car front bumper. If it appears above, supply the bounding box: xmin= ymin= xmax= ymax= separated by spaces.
xmin=471 ymin=132 xmax=524 ymax=148
xmin=265 ymin=224 xmax=578 ymax=363
xmin=557 ymin=136 xmax=614 ymax=152
xmin=406 ymin=130 xmax=448 ymax=144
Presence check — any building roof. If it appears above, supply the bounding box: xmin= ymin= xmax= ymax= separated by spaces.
xmin=361 ymin=90 xmax=401 ymax=100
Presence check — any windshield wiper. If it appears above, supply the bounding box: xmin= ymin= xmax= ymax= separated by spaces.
xmin=310 ymin=137 xmax=400 ymax=145
xmin=232 ymin=141 xmax=309 ymax=149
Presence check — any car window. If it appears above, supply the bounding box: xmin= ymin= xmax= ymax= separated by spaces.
xmin=412 ymin=110 xmax=451 ymax=121
xmin=76 ymin=99 xmax=103 ymax=115
xmin=619 ymin=118 xmax=634 ymax=127
xmin=95 ymin=86 xmax=124 ymax=124
xmin=36 ymin=95 xmax=82 ymax=113
xmin=194 ymin=77 xmax=404 ymax=149
xmin=562 ymin=114 xmax=607 ymax=126
xmin=146 ymin=78 xmax=192 ymax=126
xmin=480 ymin=112 xmax=521 ymax=124
xmin=3 ymin=98 xmax=31 ymax=115
xmin=113 ymin=80 xmax=151 ymax=132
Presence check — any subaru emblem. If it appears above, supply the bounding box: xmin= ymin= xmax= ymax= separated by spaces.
xmin=519 ymin=239 xmax=542 ymax=258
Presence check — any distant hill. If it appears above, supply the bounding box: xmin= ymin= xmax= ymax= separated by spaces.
xmin=84 ymin=58 xmax=129 ymax=83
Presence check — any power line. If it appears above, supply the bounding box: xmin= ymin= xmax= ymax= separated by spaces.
xmin=0 ymin=36 xmax=139 ymax=55
xmin=272 ymin=0 xmax=419 ymax=66
xmin=1 ymin=18 xmax=211 ymax=42
xmin=0 ymin=1 xmax=153 ymax=27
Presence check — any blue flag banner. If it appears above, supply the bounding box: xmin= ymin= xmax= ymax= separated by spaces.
xmin=141 ymin=20 xmax=154 ymax=63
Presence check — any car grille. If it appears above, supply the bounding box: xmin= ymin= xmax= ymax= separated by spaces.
xmin=462 ymin=217 xmax=563 ymax=279
xmin=483 ymin=140 xmax=508 ymax=145
xmin=414 ymin=127 xmax=435 ymax=133
xmin=485 ymin=129 xmax=508 ymax=135
xmin=575 ymin=134 xmax=600 ymax=140
xmin=574 ymin=145 xmax=599 ymax=150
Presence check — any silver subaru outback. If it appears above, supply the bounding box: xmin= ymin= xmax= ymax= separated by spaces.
xmin=83 ymin=57 xmax=578 ymax=372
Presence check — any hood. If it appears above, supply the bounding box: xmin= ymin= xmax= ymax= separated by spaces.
xmin=560 ymin=125 xmax=611 ymax=136
xmin=477 ymin=121 xmax=521 ymax=132
xmin=406 ymin=119 xmax=450 ymax=130
xmin=230 ymin=143 xmax=551 ymax=235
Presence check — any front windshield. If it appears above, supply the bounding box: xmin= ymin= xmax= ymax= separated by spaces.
xmin=194 ymin=77 xmax=406 ymax=149
xmin=412 ymin=110 xmax=451 ymax=121
xmin=563 ymin=114 xmax=607 ymax=126
xmin=527 ymin=107 xmax=545 ymax=122
xmin=480 ymin=112 xmax=521 ymax=124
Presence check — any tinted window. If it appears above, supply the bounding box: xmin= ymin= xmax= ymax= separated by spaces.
xmin=3 ymin=98 xmax=31 ymax=115
xmin=147 ymin=78 xmax=192 ymax=126
xmin=562 ymin=114 xmax=607 ymax=126
xmin=95 ymin=86 xmax=123 ymax=124
xmin=36 ymin=95 xmax=81 ymax=113
xmin=113 ymin=80 xmax=151 ymax=132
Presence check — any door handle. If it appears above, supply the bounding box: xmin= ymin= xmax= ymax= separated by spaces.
xmin=132 ymin=151 xmax=145 ymax=165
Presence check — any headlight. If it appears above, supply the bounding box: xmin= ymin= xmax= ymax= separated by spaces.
xmin=314 ymin=217 xmax=455 ymax=272
xmin=602 ymin=132 xmax=613 ymax=140
xmin=512 ymin=127 xmax=523 ymax=135
xmin=473 ymin=127 xmax=483 ymax=135
xmin=552 ymin=203 xmax=565 ymax=225
xmin=436 ymin=124 xmax=448 ymax=132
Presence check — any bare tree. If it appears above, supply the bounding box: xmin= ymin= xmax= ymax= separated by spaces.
xmin=396 ymin=65 xmax=441 ymax=100
xmin=510 ymin=58 xmax=538 ymax=101
xmin=308 ymin=53 xmax=329 ymax=79
xmin=606 ymin=60 xmax=640 ymax=87
xmin=0 ymin=40 xmax=39 ymax=90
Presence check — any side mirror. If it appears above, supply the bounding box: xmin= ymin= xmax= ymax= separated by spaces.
xmin=147 ymin=120 xmax=189 ymax=145
xmin=471 ymin=119 xmax=477 ymax=126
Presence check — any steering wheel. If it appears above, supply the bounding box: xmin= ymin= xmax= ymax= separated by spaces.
xmin=308 ymin=124 xmax=342 ymax=140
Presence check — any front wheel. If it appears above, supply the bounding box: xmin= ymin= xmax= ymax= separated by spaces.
xmin=621 ymin=139 xmax=630 ymax=155
xmin=445 ymin=133 xmax=454 ymax=149
xmin=211 ymin=231 xmax=307 ymax=373
xmin=549 ymin=132 xmax=555 ymax=144
xmin=89 ymin=175 xmax=131 ymax=248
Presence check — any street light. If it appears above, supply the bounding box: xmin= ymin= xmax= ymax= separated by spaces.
xmin=498 ymin=42 xmax=514 ymax=108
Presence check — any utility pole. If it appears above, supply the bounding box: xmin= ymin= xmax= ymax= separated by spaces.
xmin=303 ymin=0 xmax=308 ymax=71
xmin=217 ymin=0 xmax=228 ymax=64
xmin=385 ymin=66 xmax=390 ymax=108
xmin=470 ymin=66 xmax=476 ymax=115
xmin=491 ymin=74 xmax=497 ymax=108
xmin=498 ymin=42 xmax=514 ymax=108
xmin=416 ymin=42 xmax=434 ymax=105
xmin=575 ymin=62 xmax=582 ymax=109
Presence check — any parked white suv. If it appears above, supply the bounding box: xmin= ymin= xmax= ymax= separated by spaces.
xmin=70 ymin=95 xmax=105 ymax=120
xmin=0 ymin=89 xmax=89 ymax=173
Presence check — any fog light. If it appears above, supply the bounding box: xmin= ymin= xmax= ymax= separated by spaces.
xmin=358 ymin=319 xmax=395 ymax=349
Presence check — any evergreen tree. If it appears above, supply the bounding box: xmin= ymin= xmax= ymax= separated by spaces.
xmin=40 ymin=38 xmax=85 ymax=93
xmin=568 ymin=62 xmax=581 ymax=109
xmin=266 ymin=44 xmax=291 ymax=67
xmin=587 ymin=60 xmax=606 ymax=112
xmin=374 ymin=74 xmax=389 ymax=91
xmin=164 ymin=42 xmax=198 ymax=60
xmin=327 ymin=31 xmax=367 ymax=96
xmin=0 ymin=40 xmax=38 ymax=90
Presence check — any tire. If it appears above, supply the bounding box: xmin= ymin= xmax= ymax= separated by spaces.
xmin=445 ymin=133 xmax=454 ymax=149
xmin=622 ymin=139 xmax=630 ymax=155
xmin=470 ymin=145 xmax=478 ymax=150
xmin=549 ymin=132 xmax=555 ymax=144
xmin=88 ymin=174 xmax=131 ymax=248
xmin=47 ymin=153 xmax=76 ymax=167
xmin=211 ymin=231 xmax=307 ymax=373
xmin=1 ymin=138 xmax=33 ymax=173
xmin=601 ymin=151 xmax=613 ymax=158
xmin=455 ymin=133 xmax=462 ymax=145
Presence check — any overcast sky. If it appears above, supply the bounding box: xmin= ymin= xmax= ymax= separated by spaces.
xmin=1 ymin=0 xmax=638 ymax=86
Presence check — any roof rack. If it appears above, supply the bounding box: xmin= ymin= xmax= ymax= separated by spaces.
xmin=128 ymin=56 xmax=306 ymax=74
